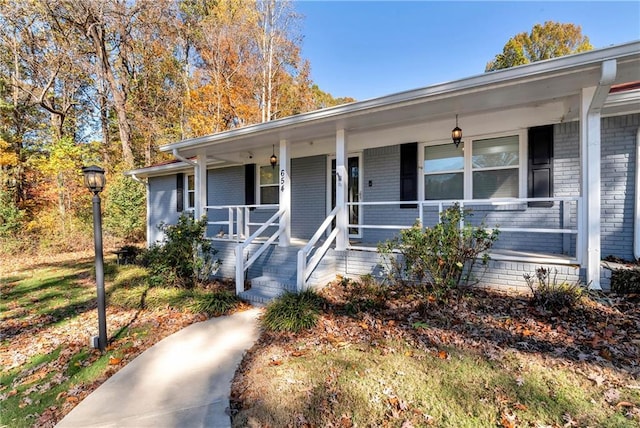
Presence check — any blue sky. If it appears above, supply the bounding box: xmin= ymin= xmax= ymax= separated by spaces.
xmin=294 ymin=1 xmax=640 ymax=100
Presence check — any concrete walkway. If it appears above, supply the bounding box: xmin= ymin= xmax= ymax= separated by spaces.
xmin=56 ymin=308 xmax=262 ymax=428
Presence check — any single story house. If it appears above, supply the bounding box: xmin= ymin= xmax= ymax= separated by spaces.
xmin=126 ymin=41 xmax=640 ymax=304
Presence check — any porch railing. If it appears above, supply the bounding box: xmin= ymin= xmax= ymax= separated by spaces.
xmin=346 ymin=196 xmax=582 ymax=264
xmin=235 ymin=209 xmax=285 ymax=294
xmin=296 ymin=206 xmax=340 ymax=291
xmin=204 ymin=204 xmax=278 ymax=242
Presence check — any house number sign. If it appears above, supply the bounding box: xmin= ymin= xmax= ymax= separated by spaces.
xmin=280 ymin=169 xmax=285 ymax=192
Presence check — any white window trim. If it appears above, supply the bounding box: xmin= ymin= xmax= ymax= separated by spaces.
xmin=185 ymin=174 xmax=195 ymax=212
xmin=419 ymin=129 xmax=527 ymax=200
xmin=256 ymin=163 xmax=279 ymax=205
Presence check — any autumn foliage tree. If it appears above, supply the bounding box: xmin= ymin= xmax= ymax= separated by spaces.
xmin=485 ymin=21 xmax=593 ymax=71
xmin=0 ymin=0 xmax=353 ymax=252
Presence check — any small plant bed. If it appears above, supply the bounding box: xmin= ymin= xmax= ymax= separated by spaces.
xmin=231 ymin=279 xmax=640 ymax=427
xmin=0 ymin=251 xmax=246 ymax=428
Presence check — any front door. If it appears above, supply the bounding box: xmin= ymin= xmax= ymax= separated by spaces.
xmin=329 ymin=155 xmax=362 ymax=238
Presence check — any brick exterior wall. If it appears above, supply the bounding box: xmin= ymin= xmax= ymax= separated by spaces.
xmin=601 ymin=114 xmax=639 ymax=260
xmin=291 ymin=155 xmax=326 ymax=239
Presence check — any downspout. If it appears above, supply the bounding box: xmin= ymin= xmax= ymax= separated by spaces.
xmin=635 ymin=127 xmax=640 ymax=260
xmin=130 ymin=173 xmax=147 ymax=184
xmin=172 ymin=149 xmax=197 ymax=166
xmin=582 ymin=59 xmax=617 ymax=290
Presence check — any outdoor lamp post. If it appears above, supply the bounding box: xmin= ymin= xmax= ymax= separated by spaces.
xmin=82 ymin=165 xmax=107 ymax=352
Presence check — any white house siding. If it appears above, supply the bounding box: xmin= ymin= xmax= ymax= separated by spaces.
xmin=206 ymin=166 xmax=245 ymax=236
xmin=601 ymin=113 xmax=639 ymax=261
xmin=291 ymin=155 xmax=326 ymax=239
xmin=147 ymin=175 xmax=181 ymax=245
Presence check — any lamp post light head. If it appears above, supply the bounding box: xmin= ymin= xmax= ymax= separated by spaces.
xmin=82 ymin=165 xmax=106 ymax=195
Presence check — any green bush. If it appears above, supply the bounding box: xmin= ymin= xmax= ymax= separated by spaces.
xmin=140 ymin=214 xmax=219 ymax=288
xmin=341 ymin=275 xmax=388 ymax=314
xmin=611 ymin=268 xmax=640 ymax=294
xmin=0 ymin=189 xmax=24 ymax=238
xmin=189 ymin=290 xmax=239 ymax=316
xmin=524 ymin=267 xmax=586 ymax=311
xmin=262 ymin=290 xmax=325 ymax=332
xmin=378 ymin=204 xmax=499 ymax=296
xmin=103 ymin=173 xmax=146 ymax=241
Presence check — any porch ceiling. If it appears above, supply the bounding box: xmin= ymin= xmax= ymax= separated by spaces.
xmin=161 ymin=42 xmax=640 ymax=161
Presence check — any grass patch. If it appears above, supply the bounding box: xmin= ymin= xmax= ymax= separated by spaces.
xmin=234 ymin=339 xmax=638 ymax=427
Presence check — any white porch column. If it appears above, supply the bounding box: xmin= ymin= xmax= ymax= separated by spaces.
xmin=336 ymin=129 xmax=348 ymax=251
xmin=579 ymin=60 xmax=616 ymax=290
xmin=195 ymin=151 xmax=208 ymax=219
xmin=580 ymin=87 xmax=601 ymax=289
xmin=278 ymin=139 xmax=291 ymax=247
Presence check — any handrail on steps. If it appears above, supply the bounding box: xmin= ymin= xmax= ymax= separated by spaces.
xmin=296 ymin=206 xmax=340 ymax=291
xmin=235 ymin=209 xmax=285 ymax=294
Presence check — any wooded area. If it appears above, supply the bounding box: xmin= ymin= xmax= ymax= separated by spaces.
xmin=0 ymin=0 xmax=353 ymax=250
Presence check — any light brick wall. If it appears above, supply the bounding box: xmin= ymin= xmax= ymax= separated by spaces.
xmin=147 ymin=175 xmax=181 ymax=245
xmin=291 ymin=155 xmax=326 ymax=239
xmin=601 ymin=114 xmax=639 ymax=260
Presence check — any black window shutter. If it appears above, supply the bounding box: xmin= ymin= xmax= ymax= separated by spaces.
xmin=528 ymin=125 xmax=554 ymax=207
xmin=400 ymin=142 xmax=418 ymax=209
xmin=245 ymin=164 xmax=256 ymax=207
xmin=176 ymin=173 xmax=184 ymax=212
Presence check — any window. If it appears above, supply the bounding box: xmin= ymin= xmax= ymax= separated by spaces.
xmin=424 ymin=143 xmax=464 ymax=200
xmin=472 ymin=136 xmax=519 ymax=199
xmin=422 ymin=134 xmax=521 ymax=200
xmin=259 ymin=164 xmax=279 ymax=204
xmin=186 ymin=174 xmax=195 ymax=210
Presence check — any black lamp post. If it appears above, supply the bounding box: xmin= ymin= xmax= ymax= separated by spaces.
xmin=82 ymin=165 xmax=107 ymax=352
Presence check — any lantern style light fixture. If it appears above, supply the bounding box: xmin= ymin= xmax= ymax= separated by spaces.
xmin=82 ymin=165 xmax=108 ymax=352
xmin=82 ymin=165 xmax=106 ymax=194
xmin=451 ymin=114 xmax=463 ymax=148
xmin=270 ymin=144 xmax=278 ymax=169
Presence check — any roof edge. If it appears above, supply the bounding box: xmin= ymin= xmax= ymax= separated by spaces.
xmin=160 ymin=40 xmax=640 ymax=153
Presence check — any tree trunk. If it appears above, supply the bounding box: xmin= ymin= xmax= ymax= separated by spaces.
xmin=87 ymin=21 xmax=135 ymax=167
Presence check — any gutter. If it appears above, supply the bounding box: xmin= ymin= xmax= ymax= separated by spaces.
xmin=636 ymin=127 xmax=640 ymax=260
xmin=159 ymin=41 xmax=640 ymax=154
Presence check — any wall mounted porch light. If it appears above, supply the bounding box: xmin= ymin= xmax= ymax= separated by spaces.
xmin=270 ymin=144 xmax=278 ymax=169
xmin=452 ymin=114 xmax=463 ymax=148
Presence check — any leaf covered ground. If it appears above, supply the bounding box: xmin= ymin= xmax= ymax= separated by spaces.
xmin=0 ymin=251 xmax=241 ymax=427
xmin=231 ymin=279 xmax=640 ymax=427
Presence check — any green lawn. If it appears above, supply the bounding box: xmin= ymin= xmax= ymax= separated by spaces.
xmin=232 ymin=280 xmax=640 ymax=427
xmin=0 ymin=252 xmax=241 ymax=427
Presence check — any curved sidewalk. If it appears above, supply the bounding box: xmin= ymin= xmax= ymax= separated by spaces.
xmin=56 ymin=308 xmax=262 ymax=428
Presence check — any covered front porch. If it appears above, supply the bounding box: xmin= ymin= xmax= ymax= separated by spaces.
xmin=126 ymin=42 xmax=640 ymax=300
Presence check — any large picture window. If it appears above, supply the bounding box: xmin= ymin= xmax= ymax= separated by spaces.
xmin=423 ymin=134 xmax=521 ymax=200
xmin=472 ymin=136 xmax=519 ymax=199
xmin=424 ymin=143 xmax=464 ymax=200
xmin=259 ymin=165 xmax=279 ymax=204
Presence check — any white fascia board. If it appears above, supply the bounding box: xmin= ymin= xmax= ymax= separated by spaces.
xmin=124 ymin=162 xmax=193 ymax=178
xmin=160 ymin=41 xmax=640 ymax=154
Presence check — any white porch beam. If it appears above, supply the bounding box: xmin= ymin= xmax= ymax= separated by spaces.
xmin=336 ymin=129 xmax=348 ymax=250
xmin=580 ymin=59 xmax=617 ymax=290
xmin=278 ymin=139 xmax=291 ymax=247
xmin=195 ymin=151 xmax=208 ymax=219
